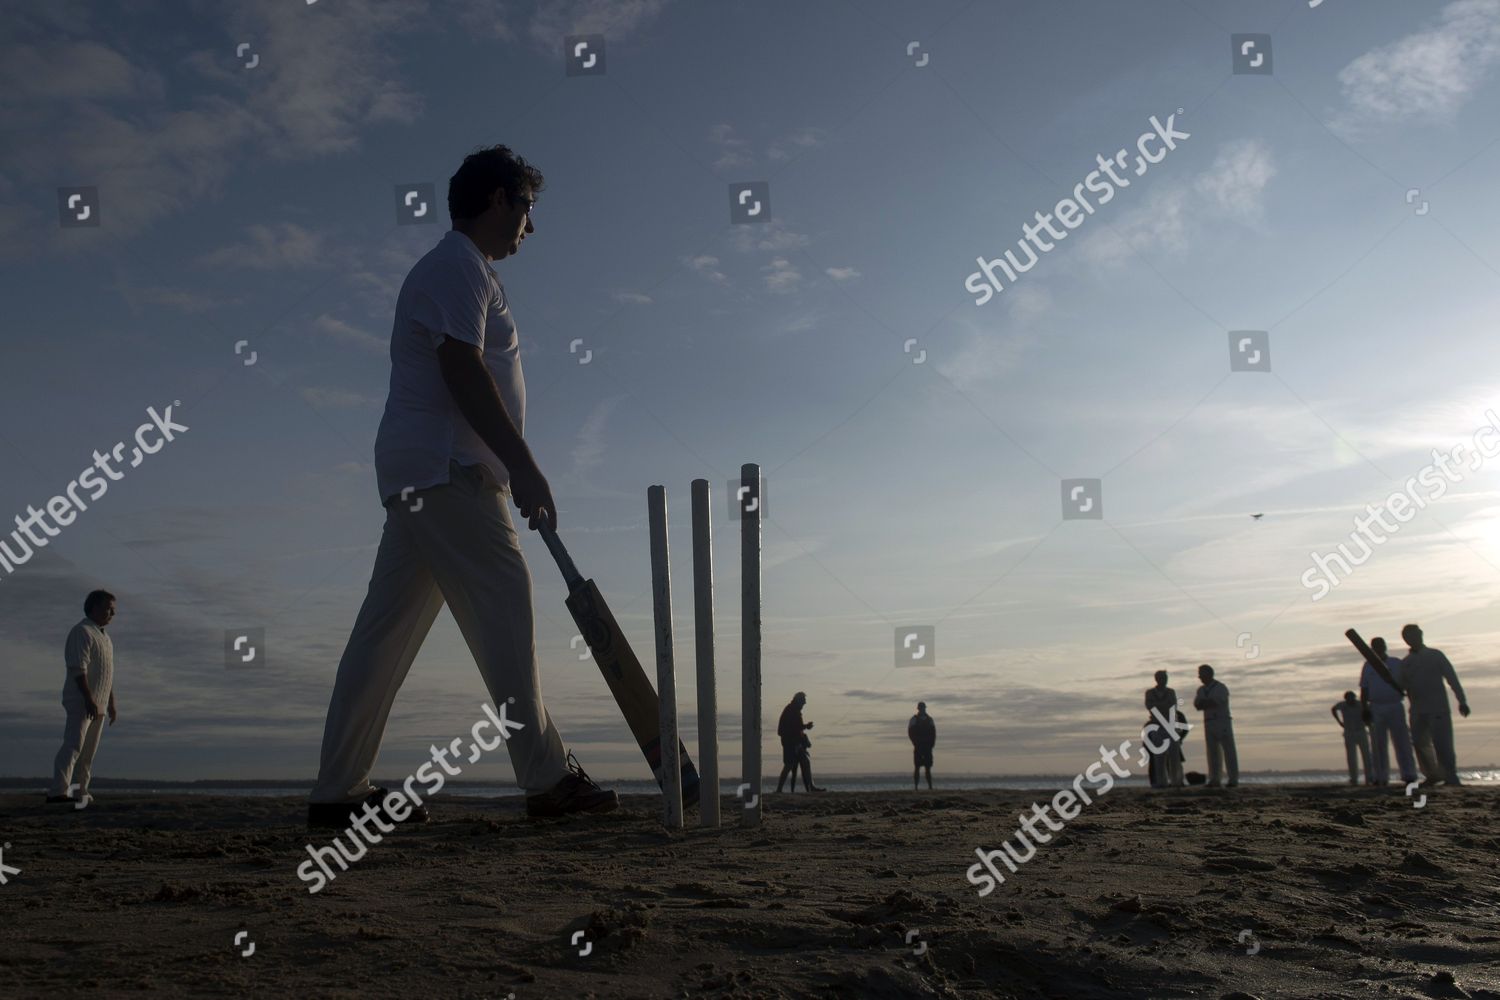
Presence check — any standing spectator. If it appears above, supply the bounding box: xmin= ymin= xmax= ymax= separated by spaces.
xmin=1400 ymin=624 xmax=1471 ymax=787
xmin=1144 ymin=671 xmax=1185 ymax=788
xmin=47 ymin=591 xmax=118 ymax=807
xmin=1331 ymin=691 xmax=1374 ymax=785
xmin=908 ymin=702 xmax=936 ymax=790
xmin=1193 ymin=664 xmax=1239 ymax=787
xmin=775 ymin=692 xmax=824 ymax=793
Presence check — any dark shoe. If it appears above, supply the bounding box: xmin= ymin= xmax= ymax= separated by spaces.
xmin=44 ymin=795 xmax=75 ymax=804
xmin=527 ymin=752 xmax=619 ymax=818
xmin=1419 ymin=777 xmax=1441 ymax=788
xmin=308 ymin=786 xmax=430 ymax=830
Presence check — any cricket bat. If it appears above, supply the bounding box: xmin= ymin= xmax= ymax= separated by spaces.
xmin=1344 ymin=628 xmax=1406 ymax=697
xmin=539 ymin=523 xmax=700 ymax=806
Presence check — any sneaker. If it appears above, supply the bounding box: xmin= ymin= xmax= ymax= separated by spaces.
xmin=1419 ymin=777 xmax=1441 ymax=788
xmin=526 ymin=752 xmax=619 ymax=818
xmin=308 ymin=787 xmax=430 ymax=830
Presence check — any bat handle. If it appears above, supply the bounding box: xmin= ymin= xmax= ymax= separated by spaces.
xmin=538 ymin=522 xmax=585 ymax=591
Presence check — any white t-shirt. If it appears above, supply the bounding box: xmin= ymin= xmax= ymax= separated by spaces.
xmin=63 ymin=618 xmax=113 ymax=704
xmin=374 ymin=230 xmax=525 ymax=503
xmin=1360 ymin=657 xmax=1404 ymax=705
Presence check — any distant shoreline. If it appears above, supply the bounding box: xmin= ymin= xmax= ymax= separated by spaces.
xmin=4 ymin=766 xmax=1498 ymax=792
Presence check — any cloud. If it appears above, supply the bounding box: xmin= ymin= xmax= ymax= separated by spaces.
xmin=824 ymin=266 xmax=861 ymax=282
xmin=571 ymin=395 xmax=628 ymax=477
xmin=710 ymin=123 xmax=827 ymax=170
xmin=684 ymin=253 xmax=728 ymax=285
xmin=729 ymin=219 xmax=810 ymax=254
xmin=300 ymin=386 xmax=379 ymax=409
xmin=523 ymin=0 xmax=672 ymax=52
xmin=934 ymin=315 xmax=1033 ymax=389
xmin=200 ymin=222 xmax=330 ymax=270
xmin=1080 ymin=140 xmax=1275 ymax=266
xmin=1334 ymin=0 xmax=1500 ymax=133
xmin=110 ymin=276 xmax=242 ymax=315
xmin=313 ymin=314 xmax=388 ymax=354
xmin=1193 ymin=139 xmax=1276 ymax=222
xmin=767 ymin=127 xmax=827 ymax=163
xmin=762 ymin=256 xmax=802 ymax=294
xmin=612 ymin=290 xmax=654 ymax=305
xmin=709 ymin=123 xmax=754 ymax=172
xmin=0 ymin=0 xmax=425 ymax=257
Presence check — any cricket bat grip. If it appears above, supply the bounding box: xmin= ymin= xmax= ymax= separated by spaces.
xmin=538 ymin=523 xmax=585 ymax=591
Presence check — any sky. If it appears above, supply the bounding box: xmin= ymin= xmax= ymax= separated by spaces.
xmin=2 ymin=0 xmax=1500 ymax=784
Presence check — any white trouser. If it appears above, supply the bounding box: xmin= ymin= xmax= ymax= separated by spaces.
xmin=1203 ymin=719 xmax=1238 ymax=784
xmin=311 ymin=462 xmax=569 ymax=802
xmin=1409 ymin=711 xmax=1459 ymax=784
xmin=1367 ymin=702 xmax=1416 ymax=784
xmin=50 ymin=697 xmax=107 ymax=796
xmin=1342 ymin=728 xmax=1372 ymax=783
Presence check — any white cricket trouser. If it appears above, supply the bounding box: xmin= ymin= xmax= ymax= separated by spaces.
xmin=1342 ymin=728 xmax=1372 ymax=783
xmin=1409 ymin=711 xmax=1460 ymax=784
xmin=311 ymin=461 xmax=570 ymax=802
xmin=50 ymin=699 xmax=107 ymax=797
xmin=1367 ymin=702 xmax=1416 ymax=784
xmin=1203 ymin=719 xmax=1238 ymax=784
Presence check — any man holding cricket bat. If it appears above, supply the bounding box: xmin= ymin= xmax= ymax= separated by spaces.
xmin=308 ymin=145 xmax=618 ymax=828
xmin=1400 ymin=624 xmax=1471 ymax=787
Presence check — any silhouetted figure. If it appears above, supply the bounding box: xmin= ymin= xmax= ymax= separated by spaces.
xmin=1331 ymin=690 xmax=1374 ymax=785
xmin=775 ymin=692 xmax=824 ymax=792
xmin=1144 ymin=670 xmax=1185 ymax=788
xmin=1401 ymin=624 xmax=1471 ymax=787
xmin=307 ymin=146 xmax=617 ymax=827
xmin=48 ymin=590 xmax=118 ymax=807
xmin=908 ymin=702 xmax=936 ymax=790
xmin=1360 ymin=636 xmax=1417 ymax=786
xmin=1193 ymin=664 xmax=1238 ymax=787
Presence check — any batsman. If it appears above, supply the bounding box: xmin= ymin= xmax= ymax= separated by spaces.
xmin=308 ymin=144 xmax=618 ymax=828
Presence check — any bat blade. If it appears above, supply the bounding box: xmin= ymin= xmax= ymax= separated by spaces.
xmin=1345 ymin=628 xmax=1406 ymax=697
xmin=564 ymin=577 xmax=700 ymax=805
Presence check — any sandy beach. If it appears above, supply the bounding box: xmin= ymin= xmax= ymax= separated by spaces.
xmin=3 ymin=786 xmax=1498 ymax=999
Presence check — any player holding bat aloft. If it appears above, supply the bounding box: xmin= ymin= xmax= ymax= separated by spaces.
xmin=308 ymin=145 xmax=618 ymax=830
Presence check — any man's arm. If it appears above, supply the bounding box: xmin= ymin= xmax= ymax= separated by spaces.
xmin=1439 ymin=652 xmax=1470 ymax=715
xmin=1331 ymin=704 xmax=1344 ymax=728
xmin=1193 ymin=688 xmax=1210 ymax=709
xmin=72 ymin=675 xmax=100 ymax=718
xmin=435 ymin=337 xmax=556 ymax=531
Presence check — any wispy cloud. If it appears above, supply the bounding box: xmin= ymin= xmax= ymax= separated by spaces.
xmin=313 ymin=314 xmax=388 ymax=354
xmin=762 ymin=256 xmax=802 ymax=294
xmin=1081 ymin=139 xmax=1276 ymax=266
xmin=300 ymin=386 xmax=380 ymax=409
xmin=684 ymin=253 xmax=728 ymax=285
xmin=0 ymin=0 xmax=426 ymax=256
xmin=1334 ymin=0 xmax=1500 ymax=134
xmin=200 ymin=222 xmax=330 ymax=270
xmin=572 ymin=394 xmax=627 ymax=477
